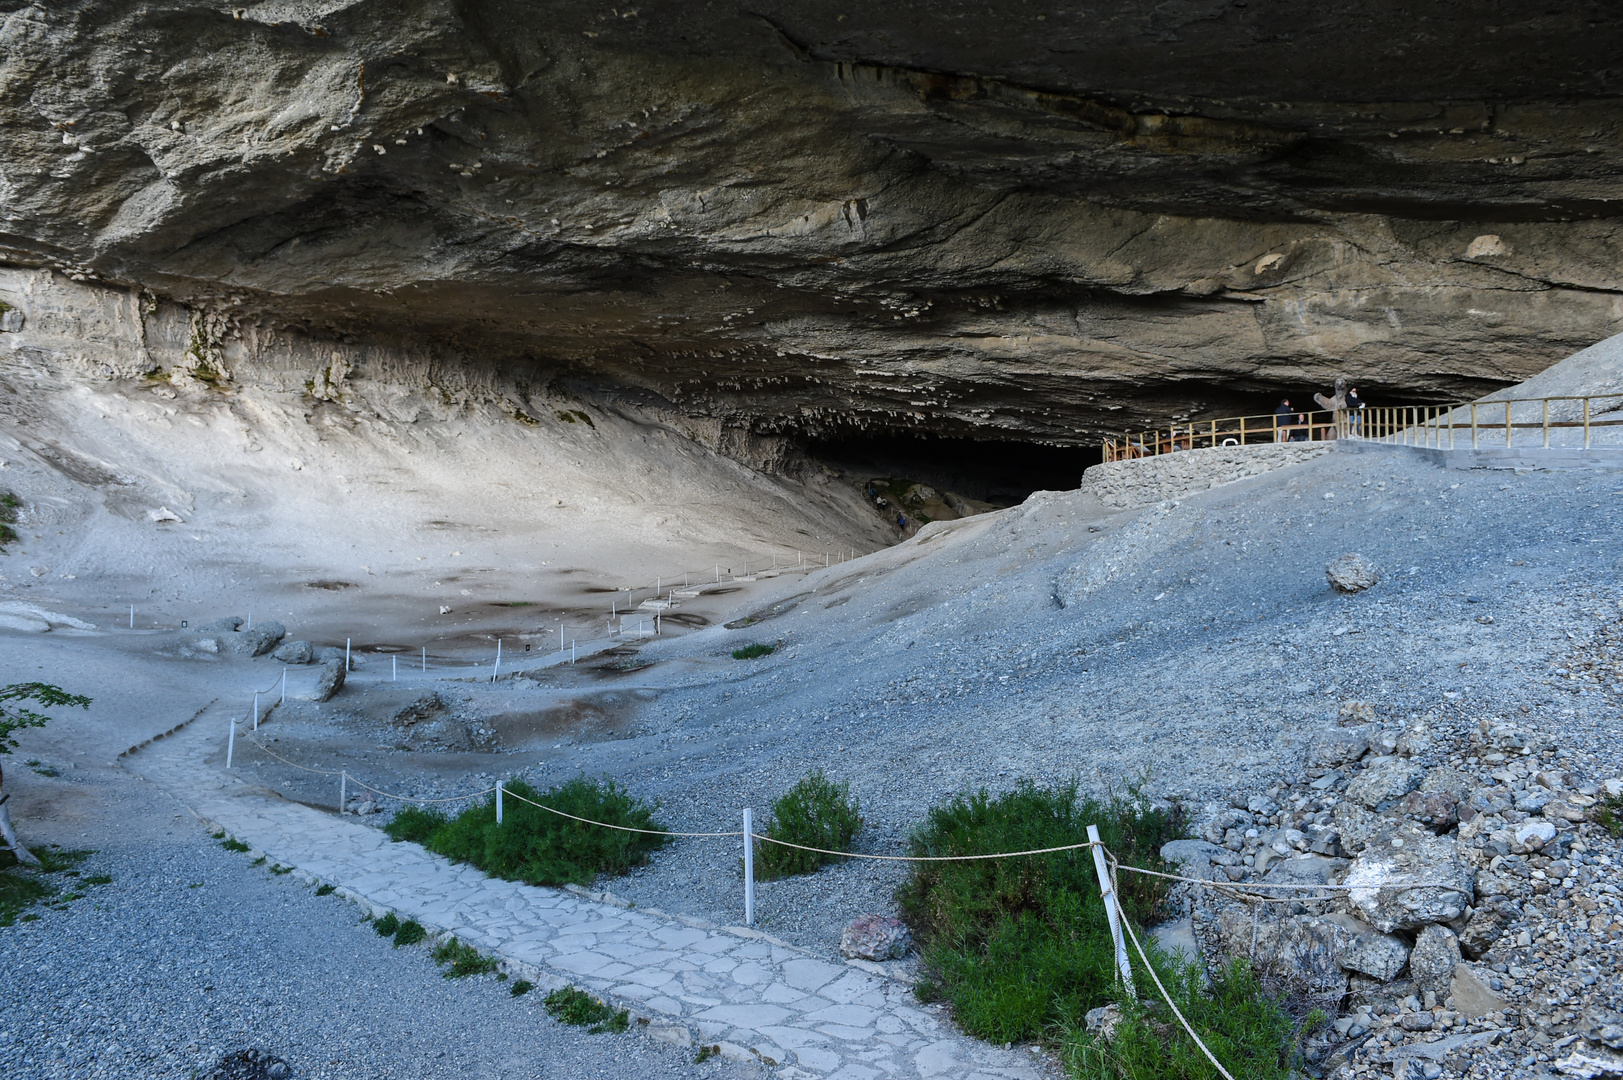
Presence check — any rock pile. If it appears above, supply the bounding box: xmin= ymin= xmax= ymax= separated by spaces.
xmin=1165 ymin=702 xmax=1623 ymax=1078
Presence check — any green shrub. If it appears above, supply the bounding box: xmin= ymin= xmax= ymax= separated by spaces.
xmin=755 ymin=770 xmax=863 ymax=880
xmin=393 ymin=919 xmax=426 ymax=948
xmin=511 ymin=979 xmax=534 ymax=997
xmin=432 ymin=936 xmax=498 ymax=977
xmin=731 ymin=643 xmax=774 ymax=660
xmin=315 ymin=883 xmax=336 ymax=896
xmin=544 ymin=986 xmax=628 ymax=1032
xmin=1596 ymin=793 xmax=1623 ymax=839
xmin=403 ymin=776 xmax=667 ymax=887
xmin=896 ymin=779 xmax=1183 ymax=1045
xmin=1064 ymin=958 xmax=1304 ymax=1080
xmin=384 ymin=804 xmax=449 ymax=844
xmin=373 ymin=911 xmax=400 ymax=937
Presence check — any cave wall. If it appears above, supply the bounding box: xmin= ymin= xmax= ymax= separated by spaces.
xmin=3 ymin=0 xmax=1622 ymax=446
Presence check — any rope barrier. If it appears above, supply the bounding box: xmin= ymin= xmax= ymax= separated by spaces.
xmin=500 ymin=786 xmax=743 ymax=838
xmin=1106 ymin=851 xmax=1237 ymax=1080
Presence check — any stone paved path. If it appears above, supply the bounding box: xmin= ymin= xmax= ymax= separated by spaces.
xmin=122 ymin=705 xmax=1046 ymax=1080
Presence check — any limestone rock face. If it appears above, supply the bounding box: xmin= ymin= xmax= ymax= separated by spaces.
xmin=3 ymin=3 xmax=1623 ymax=447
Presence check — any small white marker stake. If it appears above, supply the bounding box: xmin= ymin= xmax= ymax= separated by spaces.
xmin=345 ymin=638 xmax=351 ymax=670
xmin=422 ymin=646 xmax=427 ymax=672
xmin=571 ymin=639 xmax=576 ymax=663
xmin=129 ymin=604 xmax=134 ymax=629
xmin=247 ymin=612 xmax=253 ymax=631
xmin=280 ymin=668 xmax=287 ymax=705
xmin=340 ymin=771 xmax=347 ymax=814
xmin=742 ymin=807 xmax=755 ymax=926
xmin=1088 ymin=824 xmax=1135 ymax=996
xmin=393 ymin=655 xmax=397 ymax=682
xmin=253 ymin=693 xmax=260 ymax=731
xmin=226 ymin=718 xmax=235 ymax=768
xmin=496 ymin=781 xmax=504 ymax=825
xmin=493 ymin=639 xmax=501 ymax=682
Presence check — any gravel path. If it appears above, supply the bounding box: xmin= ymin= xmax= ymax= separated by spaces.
xmin=0 ymin=763 xmax=746 ymax=1080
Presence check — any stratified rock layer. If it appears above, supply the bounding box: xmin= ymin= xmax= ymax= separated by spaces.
xmin=4 ymin=2 xmax=1623 ymax=446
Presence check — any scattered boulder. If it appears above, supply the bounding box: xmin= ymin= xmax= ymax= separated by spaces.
xmin=1513 ymin=819 xmax=1557 ymax=853
xmin=1084 ymin=1003 xmax=1122 ymax=1042
xmin=839 ymin=915 xmax=911 ymax=961
xmin=1263 ymin=855 xmax=1345 ymax=888
xmin=1332 ymin=800 xmax=1384 ymax=855
xmin=232 ymin=622 xmax=286 ymax=657
xmin=0 ymin=613 xmax=50 ymax=633
xmin=1408 ymin=924 xmax=1461 ymax=993
xmin=1326 ymin=553 xmax=1378 ymax=593
xmin=317 ymin=646 xmax=356 ymax=670
xmin=1457 ymin=906 xmax=1507 ymax=959
xmin=1306 ymin=727 xmax=1371 ymax=768
xmin=1346 ymin=758 xmax=1426 ymax=812
xmin=1399 ymin=1010 xmax=1435 ymax=1032
xmin=1552 ymin=1046 xmax=1623 ymax=1078
xmin=347 ymin=798 xmax=381 ymax=816
xmin=1316 ymin=914 xmax=1411 ymax=981
xmin=1577 ymin=1007 xmax=1623 ymax=1051
xmin=313 ymin=658 xmax=345 ymax=702
xmin=1159 ymin=839 xmax=1238 ymax=879
xmin=1450 ymin=964 xmax=1508 ymax=1019
xmin=272 ymin=640 xmax=315 ymax=664
xmin=0 ymin=601 xmax=97 ymax=630
xmin=1394 ymin=721 xmax=1435 ymax=758
xmin=1343 ymin=824 xmax=1473 ymax=933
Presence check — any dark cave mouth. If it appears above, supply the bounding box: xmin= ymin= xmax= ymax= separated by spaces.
xmin=805 ymin=432 xmax=1100 ymax=507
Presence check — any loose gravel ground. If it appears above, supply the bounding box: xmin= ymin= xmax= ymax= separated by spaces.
xmin=0 ymin=765 xmax=745 ymax=1080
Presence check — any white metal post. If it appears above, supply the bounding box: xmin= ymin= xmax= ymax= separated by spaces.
xmin=247 ymin=612 xmax=253 ymax=631
xmin=226 ymin=718 xmax=235 ymax=768
xmin=345 ymin=638 xmax=351 ymax=670
xmin=742 ymin=808 xmax=755 ymax=926
xmin=340 ymin=771 xmax=347 ymax=814
xmin=280 ymin=668 xmax=287 ymax=705
xmin=571 ymin=639 xmax=577 ymax=663
xmin=393 ymin=655 xmax=398 ymax=681
xmin=1087 ymin=825 xmax=1134 ymax=995
xmin=129 ymin=604 xmax=134 ymax=629
xmin=497 ymin=781 xmax=504 ymax=825
xmin=253 ymin=693 xmax=260 ymax=731
xmin=422 ymin=646 xmax=427 ymax=672
xmin=493 ymin=639 xmax=501 ymax=682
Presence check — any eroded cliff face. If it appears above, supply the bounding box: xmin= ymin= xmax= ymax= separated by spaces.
xmin=3 ymin=0 xmax=1623 ymax=448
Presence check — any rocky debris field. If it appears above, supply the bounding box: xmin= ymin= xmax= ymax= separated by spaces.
xmin=1166 ymin=706 xmax=1623 ymax=1079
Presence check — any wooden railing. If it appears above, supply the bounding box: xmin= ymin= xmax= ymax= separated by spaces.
xmin=1101 ymin=393 xmax=1623 ymax=463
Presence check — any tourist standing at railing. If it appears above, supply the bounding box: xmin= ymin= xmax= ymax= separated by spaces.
xmin=1274 ymin=398 xmax=1293 ymax=443
xmin=1346 ymin=387 xmax=1364 ymax=436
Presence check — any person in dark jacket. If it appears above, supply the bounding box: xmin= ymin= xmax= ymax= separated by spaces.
xmin=1346 ymin=387 xmax=1364 ymax=436
xmin=1274 ymin=398 xmax=1294 ymax=443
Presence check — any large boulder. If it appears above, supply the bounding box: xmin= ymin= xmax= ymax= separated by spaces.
xmin=313 ymin=658 xmax=346 ymax=702
xmin=1408 ymin=924 xmax=1461 ymax=993
xmin=1316 ymin=914 xmax=1411 ymax=982
xmin=1457 ymin=906 xmax=1508 ymax=959
xmin=1345 ymin=758 xmax=1425 ymax=812
xmin=1305 ymin=727 xmax=1371 ymax=768
xmin=1343 ymin=824 xmax=1474 ymax=933
xmin=1160 ymin=839 xmax=1239 ymax=879
xmin=272 ymin=639 xmax=316 ymax=664
xmin=1393 ymin=767 xmax=1474 ymax=830
xmin=840 ymin=915 xmax=911 ymax=961
xmin=1332 ymin=800 xmax=1384 ymax=855
xmin=232 ymin=621 xmax=286 ymax=657
xmin=1326 ymin=554 xmax=1378 ymax=593
xmin=317 ymin=646 xmax=357 ymax=670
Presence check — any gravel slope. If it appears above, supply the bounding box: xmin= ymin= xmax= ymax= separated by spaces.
xmin=0 ymin=764 xmax=745 ymax=1080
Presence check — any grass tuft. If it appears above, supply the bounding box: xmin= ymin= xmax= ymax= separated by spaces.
xmin=219 ymin=836 xmax=250 ymax=853
xmin=373 ymin=911 xmax=400 ymax=937
xmin=433 ymin=936 xmax=499 ymax=978
xmin=315 ymin=883 xmax=336 ymax=896
xmin=392 ymin=776 xmax=667 ymax=887
xmin=511 ymin=979 xmax=534 ymax=997
xmin=1063 ymin=957 xmax=1305 ymax=1080
xmin=695 ymin=1044 xmax=720 ymax=1063
xmin=755 ymin=769 xmax=863 ymax=880
xmin=731 ymin=643 xmax=774 ymax=660
xmin=0 ymin=848 xmax=92 ymax=926
xmin=392 ymin=919 xmax=426 ymax=948
xmin=1595 ymin=793 xmax=1623 ymax=839
xmin=544 ymin=986 xmax=628 ymax=1032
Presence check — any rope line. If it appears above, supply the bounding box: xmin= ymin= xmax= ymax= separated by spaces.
xmin=500 ymin=787 xmax=744 ymax=838
xmin=1106 ymin=852 xmax=1237 ymax=1080
xmin=749 ymin=833 xmax=1111 ymax=863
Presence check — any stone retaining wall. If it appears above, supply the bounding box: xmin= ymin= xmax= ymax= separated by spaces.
xmin=1081 ymin=442 xmax=1334 ymax=508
